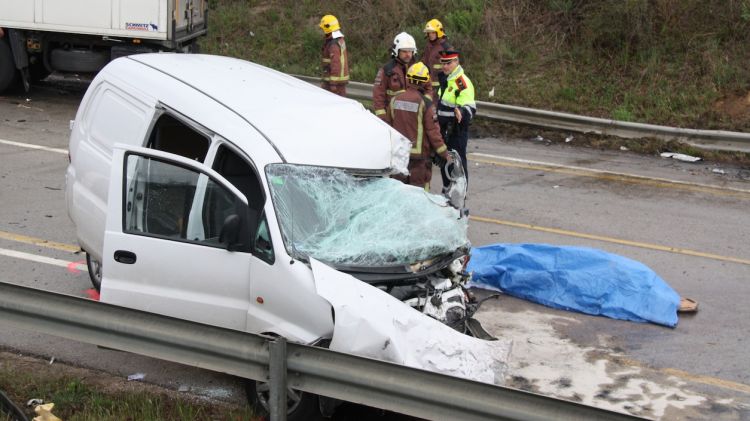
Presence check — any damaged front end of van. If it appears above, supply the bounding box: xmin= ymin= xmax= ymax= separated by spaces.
xmin=265 ymin=162 xmax=492 ymax=339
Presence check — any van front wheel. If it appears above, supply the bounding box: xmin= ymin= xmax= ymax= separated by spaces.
xmin=245 ymin=379 xmax=321 ymax=421
xmin=86 ymin=253 xmax=102 ymax=292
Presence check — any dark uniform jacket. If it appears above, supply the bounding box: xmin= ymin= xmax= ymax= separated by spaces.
xmin=389 ymin=87 xmax=448 ymax=160
xmin=373 ymin=58 xmax=432 ymax=121
xmin=423 ymin=36 xmax=453 ymax=91
xmin=321 ymin=36 xmax=349 ymax=85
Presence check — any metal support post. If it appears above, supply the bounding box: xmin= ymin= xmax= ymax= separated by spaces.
xmin=269 ymin=336 xmax=288 ymax=421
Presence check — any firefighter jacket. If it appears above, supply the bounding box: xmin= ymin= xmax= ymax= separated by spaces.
xmin=423 ymin=36 xmax=453 ymax=90
xmin=389 ymin=87 xmax=448 ymax=160
xmin=437 ymin=65 xmax=476 ymax=123
xmin=321 ymin=35 xmax=349 ymax=85
xmin=373 ymin=58 xmax=432 ymax=121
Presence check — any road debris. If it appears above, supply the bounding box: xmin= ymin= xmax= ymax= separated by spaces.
xmin=33 ymin=402 xmax=62 ymax=421
xmin=660 ymin=152 xmax=702 ymax=162
xmin=26 ymin=398 xmax=44 ymax=407
xmin=127 ymin=372 xmax=145 ymax=381
xmin=619 ymin=146 xmax=629 ymax=151
xmin=712 ymin=168 xmax=726 ymax=174
xmin=565 ymin=135 xmax=574 ymax=143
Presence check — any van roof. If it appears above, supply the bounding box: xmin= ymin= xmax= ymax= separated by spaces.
xmin=127 ymin=54 xmax=396 ymax=171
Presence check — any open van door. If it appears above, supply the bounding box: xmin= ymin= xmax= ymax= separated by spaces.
xmin=100 ymin=145 xmax=255 ymax=331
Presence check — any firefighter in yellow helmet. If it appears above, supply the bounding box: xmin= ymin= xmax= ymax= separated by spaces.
xmin=319 ymin=15 xmax=349 ymax=96
xmin=422 ymin=19 xmax=454 ymax=102
xmin=390 ymin=62 xmax=451 ymax=190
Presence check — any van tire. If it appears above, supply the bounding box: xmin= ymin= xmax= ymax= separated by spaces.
xmin=50 ymin=48 xmax=109 ymax=73
xmin=86 ymin=253 xmax=103 ymax=292
xmin=0 ymin=38 xmax=19 ymax=93
xmin=244 ymin=379 xmax=321 ymax=421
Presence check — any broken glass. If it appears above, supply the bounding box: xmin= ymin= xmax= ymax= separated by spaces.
xmin=266 ymin=164 xmax=469 ymax=266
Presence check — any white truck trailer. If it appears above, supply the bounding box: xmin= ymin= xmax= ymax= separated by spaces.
xmin=0 ymin=0 xmax=207 ymax=93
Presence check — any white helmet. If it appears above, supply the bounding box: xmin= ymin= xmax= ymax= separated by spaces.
xmin=391 ymin=32 xmax=417 ymax=57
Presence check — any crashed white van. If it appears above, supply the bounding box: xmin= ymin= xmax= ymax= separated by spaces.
xmin=66 ymin=53 xmax=486 ymax=416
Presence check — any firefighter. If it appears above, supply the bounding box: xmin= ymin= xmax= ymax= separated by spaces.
xmin=319 ymin=14 xmax=349 ymax=96
xmin=422 ymin=18 xmax=453 ymax=102
xmin=372 ymin=32 xmax=431 ymax=123
xmin=389 ymin=62 xmax=451 ymax=190
xmin=437 ymin=50 xmax=476 ymax=188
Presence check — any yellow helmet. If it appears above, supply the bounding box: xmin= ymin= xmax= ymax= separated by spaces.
xmin=423 ymin=18 xmax=445 ymax=38
xmin=319 ymin=15 xmax=340 ymax=34
xmin=406 ymin=62 xmax=430 ymax=85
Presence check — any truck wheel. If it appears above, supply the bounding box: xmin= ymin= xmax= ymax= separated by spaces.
xmin=245 ymin=379 xmax=321 ymax=421
xmin=0 ymin=39 xmax=19 ymax=93
xmin=86 ymin=252 xmax=103 ymax=292
xmin=50 ymin=48 xmax=109 ymax=73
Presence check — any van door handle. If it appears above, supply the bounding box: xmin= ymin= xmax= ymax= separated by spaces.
xmin=114 ymin=250 xmax=137 ymax=264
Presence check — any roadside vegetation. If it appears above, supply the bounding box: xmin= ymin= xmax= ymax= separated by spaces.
xmin=0 ymin=352 xmax=255 ymax=421
xmin=202 ymin=0 xmax=750 ymax=132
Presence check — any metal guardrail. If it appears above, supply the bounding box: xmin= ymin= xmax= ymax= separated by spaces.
xmin=295 ymin=75 xmax=750 ymax=149
xmin=0 ymin=282 xmax=644 ymax=421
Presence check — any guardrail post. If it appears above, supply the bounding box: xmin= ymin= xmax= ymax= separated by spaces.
xmin=269 ymin=336 xmax=287 ymax=421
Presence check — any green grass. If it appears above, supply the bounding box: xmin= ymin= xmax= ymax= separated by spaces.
xmin=0 ymin=357 xmax=256 ymax=421
xmin=199 ymin=0 xmax=750 ymax=132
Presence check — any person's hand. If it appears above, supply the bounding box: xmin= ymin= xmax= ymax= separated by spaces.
xmin=454 ymin=107 xmax=462 ymax=123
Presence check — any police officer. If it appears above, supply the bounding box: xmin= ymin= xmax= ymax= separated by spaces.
xmin=437 ymin=50 xmax=475 ymax=188
xmin=422 ymin=19 xmax=453 ymax=102
xmin=389 ymin=62 xmax=451 ymax=190
xmin=373 ymin=32 xmax=432 ymax=123
xmin=319 ymin=15 xmax=349 ymax=96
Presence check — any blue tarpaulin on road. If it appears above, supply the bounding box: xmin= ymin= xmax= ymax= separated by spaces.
xmin=467 ymin=243 xmax=681 ymax=327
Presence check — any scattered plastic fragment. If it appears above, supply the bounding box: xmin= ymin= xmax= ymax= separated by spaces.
xmin=565 ymin=135 xmax=573 ymax=143
xmin=660 ymin=152 xmax=702 ymax=162
xmin=553 ymin=185 xmax=560 ymax=189
xmin=178 ymin=385 xmax=190 ymax=392
xmin=712 ymin=168 xmax=726 ymax=174
xmin=619 ymin=146 xmax=629 ymax=151
xmin=48 ymin=357 xmax=55 ymax=365
xmin=27 ymin=398 xmax=44 ymax=407
xmin=533 ymin=135 xmax=544 ymax=142
xmin=127 ymin=373 xmax=145 ymax=381
xmin=488 ymin=87 xmax=495 ymax=98
xmin=33 ymin=402 xmax=62 ymax=421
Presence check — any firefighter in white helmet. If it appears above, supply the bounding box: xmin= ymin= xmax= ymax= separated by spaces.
xmin=319 ymin=14 xmax=349 ymax=96
xmin=372 ymin=32 xmax=432 ymax=123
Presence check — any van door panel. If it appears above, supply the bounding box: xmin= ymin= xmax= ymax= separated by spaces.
xmin=101 ymin=147 xmax=253 ymax=331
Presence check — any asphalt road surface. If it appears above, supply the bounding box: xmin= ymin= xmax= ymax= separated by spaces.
xmin=1 ymin=81 xmax=749 ymax=419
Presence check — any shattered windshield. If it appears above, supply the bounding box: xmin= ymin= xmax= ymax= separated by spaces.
xmin=266 ymin=164 xmax=469 ymax=266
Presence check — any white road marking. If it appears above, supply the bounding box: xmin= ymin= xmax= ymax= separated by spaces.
xmin=0 ymin=247 xmax=86 ymax=271
xmin=0 ymin=138 xmax=68 ymax=154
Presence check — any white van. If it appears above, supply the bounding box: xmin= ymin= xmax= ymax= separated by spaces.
xmin=65 ymin=53 xmax=478 ymax=418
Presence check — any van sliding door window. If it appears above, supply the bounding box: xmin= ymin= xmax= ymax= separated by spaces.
xmin=147 ymin=114 xmax=210 ymax=161
xmin=123 ymin=153 xmax=246 ymax=249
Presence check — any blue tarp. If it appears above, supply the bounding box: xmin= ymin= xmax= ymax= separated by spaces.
xmin=467 ymin=243 xmax=681 ymax=327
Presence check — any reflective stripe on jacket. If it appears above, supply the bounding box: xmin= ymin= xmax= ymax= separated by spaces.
xmin=322 ymin=36 xmax=349 ymax=84
xmin=389 ymin=88 xmax=448 ymax=159
xmin=437 ymin=65 xmax=476 ymax=120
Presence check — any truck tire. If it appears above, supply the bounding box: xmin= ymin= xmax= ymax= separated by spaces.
xmin=50 ymin=48 xmax=109 ymax=73
xmin=0 ymin=38 xmax=19 ymax=93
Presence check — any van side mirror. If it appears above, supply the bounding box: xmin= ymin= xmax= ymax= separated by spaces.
xmin=219 ymin=214 xmax=241 ymax=250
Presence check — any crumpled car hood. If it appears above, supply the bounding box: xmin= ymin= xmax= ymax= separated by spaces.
xmin=267 ymin=165 xmax=469 ymax=266
xmin=311 ymin=258 xmax=511 ymax=384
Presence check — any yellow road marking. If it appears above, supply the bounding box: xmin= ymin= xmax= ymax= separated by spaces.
xmin=0 ymin=231 xmax=79 ymax=253
xmin=617 ymin=357 xmax=750 ymax=395
xmin=469 ymin=215 xmax=750 ymax=266
xmin=469 ymin=154 xmax=750 ymax=199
